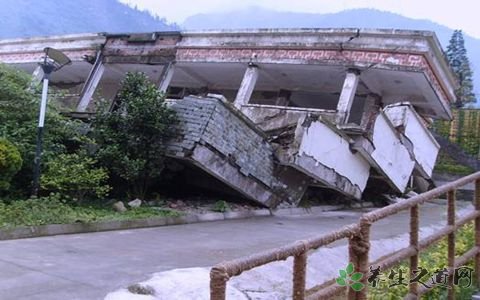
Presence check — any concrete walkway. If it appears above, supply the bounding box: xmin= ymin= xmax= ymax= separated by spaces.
xmin=0 ymin=201 xmax=471 ymax=300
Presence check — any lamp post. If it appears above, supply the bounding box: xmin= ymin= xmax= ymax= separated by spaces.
xmin=31 ymin=47 xmax=71 ymax=197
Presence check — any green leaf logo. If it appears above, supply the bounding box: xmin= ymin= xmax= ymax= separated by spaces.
xmin=351 ymin=282 xmax=364 ymax=291
xmin=336 ymin=263 xmax=365 ymax=291
xmin=346 ymin=263 xmax=354 ymax=275
xmin=351 ymin=272 xmax=363 ymax=281
xmin=336 ymin=277 xmax=347 ymax=286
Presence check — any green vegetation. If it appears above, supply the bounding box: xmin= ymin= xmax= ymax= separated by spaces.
xmin=446 ymin=30 xmax=476 ymax=107
xmin=212 ymin=200 xmax=230 ymax=213
xmin=41 ymin=152 xmax=110 ymax=202
xmin=0 ymin=65 xmax=178 ymax=229
xmin=0 ymin=194 xmax=180 ymax=229
xmin=434 ymin=152 xmax=474 ymax=175
xmin=93 ymin=72 xmax=177 ymax=199
xmin=0 ymin=63 xmax=88 ymax=196
xmin=0 ymin=138 xmax=22 ymax=191
xmin=369 ymin=224 xmax=477 ymax=299
xmin=433 ymin=109 xmax=480 ymax=158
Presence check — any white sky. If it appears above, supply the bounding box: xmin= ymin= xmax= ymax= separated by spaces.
xmin=119 ymin=0 xmax=480 ymax=38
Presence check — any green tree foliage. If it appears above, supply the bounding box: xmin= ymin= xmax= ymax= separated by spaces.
xmin=41 ymin=153 xmax=110 ymax=202
xmin=446 ymin=30 xmax=476 ymax=106
xmin=0 ymin=139 xmax=22 ymax=191
xmin=0 ymin=63 xmax=87 ymax=195
xmin=92 ymin=72 xmax=177 ymax=199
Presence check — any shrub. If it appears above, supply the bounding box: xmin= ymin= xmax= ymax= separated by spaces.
xmin=0 ymin=138 xmax=22 ymax=191
xmin=41 ymin=153 xmax=110 ymax=202
xmin=92 ymin=72 xmax=177 ymax=199
xmin=212 ymin=200 xmax=230 ymax=213
xmin=0 ymin=63 xmax=88 ymax=196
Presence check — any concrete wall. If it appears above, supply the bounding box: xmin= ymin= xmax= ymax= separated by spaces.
xmin=370 ymin=113 xmax=415 ymax=192
xmin=240 ymin=104 xmax=335 ymax=132
xmin=384 ymin=104 xmax=440 ymax=177
xmin=298 ymin=120 xmax=370 ymax=193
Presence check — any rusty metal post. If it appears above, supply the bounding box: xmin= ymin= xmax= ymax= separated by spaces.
xmin=348 ymin=219 xmax=371 ymax=300
xmin=447 ymin=190 xmax=456 ymax=300
xmin=409 ymin=204 xmax=419 ymax=297
xmin=475 ymin=179 xmax=480 ymax=288
xmin=293 ymin=251 xmax=308 ymax=300
xmin=210 ymin=266 xmax=228 ymax=300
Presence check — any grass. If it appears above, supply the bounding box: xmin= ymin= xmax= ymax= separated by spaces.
xmin=433 ymin=152 xmax=475 ymax=176
xmin=0 ymin=194 xmax=181 ymax=229
xmin=368 ymin=224 xmax=478 ymax=299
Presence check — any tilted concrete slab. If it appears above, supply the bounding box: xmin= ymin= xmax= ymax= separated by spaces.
xmin=165 ymin=95 xmax=308 ymax=207
xmin=384 ymin=102 xmax=441 ymax=178
xmin=353 ymin=112 xmax=416 ymax=193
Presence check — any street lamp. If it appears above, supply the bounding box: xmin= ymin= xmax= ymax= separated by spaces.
xmin=31 ymin=47 xmax=71 ymax=196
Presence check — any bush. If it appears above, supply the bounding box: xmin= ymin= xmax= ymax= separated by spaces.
xmin=92 ymin=72 xmax=177 ymax=199
xmin=0 ymin=138 xmax=22 ymax=191
xmin=0 ymin=63 xmax=88 ymax=196
xmin=41 ymin=153 xmax=110 ymax=202
xmin=212 ymin=200 xmax=230 ymax=213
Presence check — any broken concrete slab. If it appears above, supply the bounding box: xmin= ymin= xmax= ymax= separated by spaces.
xmin=384 ymin=102 xmax=441 ymax=178
xmin=165 ymin=96 xmax=307 ymax=207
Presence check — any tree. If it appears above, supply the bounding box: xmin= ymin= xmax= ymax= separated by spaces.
xmin=0 ymin=139 xmax=22 ymax=191
xmin=446 ymin=30 xmax=476 ymax=106
xmin=0 ymin=63 xmax=86 ymax=195
xmin=92 ymin=72 xmax=177 ymax=199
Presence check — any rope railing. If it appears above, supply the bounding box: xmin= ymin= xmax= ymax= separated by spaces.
xmin=210 ymin=171 xmax=480 ymax=300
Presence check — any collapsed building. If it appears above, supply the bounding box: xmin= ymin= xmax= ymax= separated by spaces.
xmin=0 ymin=28 xmax=458 ymax=208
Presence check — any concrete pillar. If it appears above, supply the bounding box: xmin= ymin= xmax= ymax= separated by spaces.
xmin=77 ymin=54 xmax=105 ymax=112
xmin=360 ymin=93 xmax=381 ymax=131
xmin=234 ymin=64 xmax=259 ymax=108
xmin=158 ymin=62 xmax=176 ymax=93
xmin=335 ymin=69 xmax=360 ymax=124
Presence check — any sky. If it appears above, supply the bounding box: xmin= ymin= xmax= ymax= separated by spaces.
xmin=120 ymin=0 xmax=480 ymax=38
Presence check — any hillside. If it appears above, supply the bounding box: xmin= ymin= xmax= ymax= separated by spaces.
xmin=183 ymin=7 xmax=480 ymax=101
xmin=0 ymin=0 xmax=177 ymax=39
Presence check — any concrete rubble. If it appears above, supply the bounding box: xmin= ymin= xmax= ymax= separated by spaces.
xmin=0 ymin=28 xmax=458 ymax=208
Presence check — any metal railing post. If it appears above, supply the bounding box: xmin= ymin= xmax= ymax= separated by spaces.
xmin=447 ymin=190 xmax=456 ymax=300
xmin=409 ymin=204 xmax=419 ymax=297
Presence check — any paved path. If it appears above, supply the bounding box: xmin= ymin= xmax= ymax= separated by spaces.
xmin=0 ymin=201 xmax=471 ymax=300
